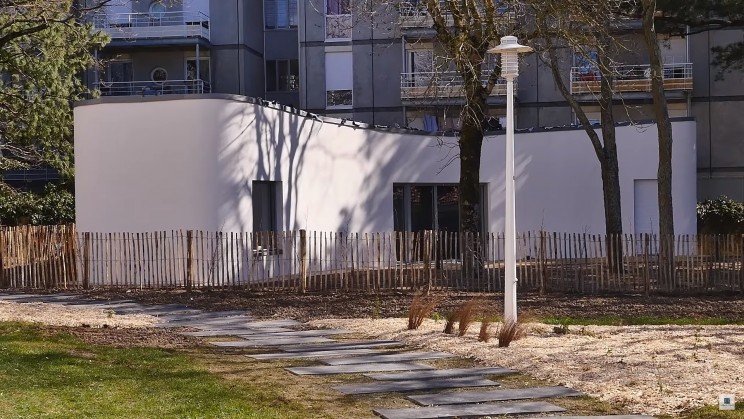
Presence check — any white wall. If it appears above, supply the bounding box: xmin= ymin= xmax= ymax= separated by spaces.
xmin=74 ymin=95 xmax=697 ymax=234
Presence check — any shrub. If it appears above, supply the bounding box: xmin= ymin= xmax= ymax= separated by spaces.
xmin=407 ymin=293 xmax=439 ymax=330
xmin=0 ymin=183 xmax=74 ymax=226
xmin=697 ymin=196 xmax=744 ymax=234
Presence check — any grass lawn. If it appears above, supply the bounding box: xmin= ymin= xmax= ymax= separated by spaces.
xmin=0 ymin=322 xmax=312 ymax=419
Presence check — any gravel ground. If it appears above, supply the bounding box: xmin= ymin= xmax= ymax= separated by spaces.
xmin=309 ymin=317 xmax=744 ymax=416
xmin=0 ymin=301 xmax=157 ymax=328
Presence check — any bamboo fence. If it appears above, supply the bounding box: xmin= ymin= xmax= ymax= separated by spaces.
xmin=1 ymin=225 xmax=743 ymax=294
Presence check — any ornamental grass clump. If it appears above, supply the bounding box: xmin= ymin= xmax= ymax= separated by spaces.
xmin=407 ymin=293 xmax=439 ymax=330
xmin=456 ymin=298 xmax=482 ymax=337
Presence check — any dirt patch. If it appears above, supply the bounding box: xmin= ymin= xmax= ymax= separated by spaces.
xmin=44 ymin=325 xmax=202 ymax=349
xmin=82 ymin=289 xmax=744 ymax=322
xmin=309 ymin=317 xmax=744 ymax=416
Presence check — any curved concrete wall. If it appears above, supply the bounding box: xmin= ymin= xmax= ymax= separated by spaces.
xmin=74 ymin=95 xmax=697 ymax=234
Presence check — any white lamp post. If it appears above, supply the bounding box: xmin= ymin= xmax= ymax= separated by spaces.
xmin=487 ymin=36 xmax=533 ymax=324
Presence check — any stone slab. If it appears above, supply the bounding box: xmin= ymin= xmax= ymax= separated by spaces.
xmin=286 ymin=363 xmax=434 ymax=376
xmin=409 ymin=386 xmax=582 ymax=406
xmin=366 ymin=367 xmax=516 ymax=381
xmin=248 ymin=348 xmax=382 ymax=359
xmin=282 ymin=340 xmax=404 ymax=352
xmin=322 ymin=352 xmax=453 ymax=365
xmin=244 ymin=320 xmax=302 ymax=328
xmin=374 ymin=401 xmax=565 ymax=419
xmin=234 ymin=329 xmax=351 ymax=338
xmin=180 ymin=328 xmax=293 ymax=337
xmin=333 ymin=377 xmax=499 ymax=395
xmin=522 ymin=417 xmax=655 ymax=419
xmin=210 ymin=337 xmax=333 ymax=347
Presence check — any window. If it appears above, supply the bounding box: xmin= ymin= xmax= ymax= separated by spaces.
xmin=186 ymin=58 xmax=210 ymax=82
xmin=150 ymin=67 xmax=168 ymax=83
xmin=104 ymin=61 xmax=132 ymax=83
xmin=325 ymin=52 xmax=353 ymax=108
xmin=266 ymin=59 xmax=299 ymax=92
xmin=148 ymin=1 xmax=167 ymax=19
xmin=325 ymin=0 xmax=351 ymax=40
xmin=265 ymin=0 xmax=298 ymax=29
xmin=253 ymin=181 xmax=281 ymax=250
xmin=393 ymin=183 xmax=488 ymax=233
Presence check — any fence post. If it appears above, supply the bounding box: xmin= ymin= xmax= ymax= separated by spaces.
xmin=82 ymin=232 xmax=91 ymax=289
xmin=740 ymin=235 xmax=744 ymax=295
xmin=0 ymin=229 xmax=5 ymax=288
xmin=299 ymin=229 xmax=308 ymax=293
xmin=538 ymin=230 xmax=546 ymax=295
xmin=643 ymin=233 xmax=650 ymax=297
xmin=186 ymin=230 xmax=194 ymax=292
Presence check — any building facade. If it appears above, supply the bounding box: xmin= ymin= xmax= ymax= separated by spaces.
xmin=86 ymin=0 xmax=744 ymax=202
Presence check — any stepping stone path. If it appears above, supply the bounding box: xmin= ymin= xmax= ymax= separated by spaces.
xmin=0 ymin=293 xmax=656 ymax=419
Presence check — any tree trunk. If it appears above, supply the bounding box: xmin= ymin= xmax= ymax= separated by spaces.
xmin=642 ymin=0 xmax=675 ymax=288
xmin=597 ymin=41 xmax=624 ymax=273
xmin=459 ymin=89 xmax=486 ymax=289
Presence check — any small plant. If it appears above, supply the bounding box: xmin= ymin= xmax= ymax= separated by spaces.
xmin=497 ymin=318 xmax=529 ymax=348
xmin=553 ymin=319 xmax=570 ymax=335
xmin=457 ymin=299 xmax=482 ymax=337
xmin=430 ymin=312 xmax=443 ymax=322
xmin=478 ymin=314 xmax=500 ymax=343
xmin=407 ymin=293 xmax=439 ymax=330
xmin=443 ymin=311 xmax=458 ymax=334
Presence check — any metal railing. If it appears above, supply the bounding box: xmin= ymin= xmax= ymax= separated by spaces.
xmin=92 ymin=11 xmax=210 ymax=41
xmin=400 ymin=71 xmax=509 ymax=99
xmin=570 ymin=63 xmax=693 ymax=94
xmin=94 ymin=79 xmax=210 ymax=97
xmin=398 ymin=1 xmax=513 ymax=28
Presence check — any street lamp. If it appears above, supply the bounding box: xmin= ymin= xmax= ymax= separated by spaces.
xmin=487 ymin=36 xmax=533 ymax=324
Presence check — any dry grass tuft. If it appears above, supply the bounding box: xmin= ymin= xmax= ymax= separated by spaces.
xmin=407 ymin=293 xmax=439 ymax=330
xmin=457 ymin=299 xmax=482 ymax=337
xmin=497 ymin=318 xmax=529 ymax=347
xmin=478 ymin=314 xmax=501 ymax=342
xmin=443 ymin=311 xmax=459 ymax=334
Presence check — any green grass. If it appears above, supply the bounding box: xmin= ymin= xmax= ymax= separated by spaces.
xmin=662 ymin=402 xmax=744 ymax=419
xmin=0 ymin=322 xmax=310 ymax=419
xmin=538 ymin=315 xmax=744 ymax=326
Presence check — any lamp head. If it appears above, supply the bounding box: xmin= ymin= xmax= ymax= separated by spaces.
xmin=487 ymin=35 xmax=533 ymax=79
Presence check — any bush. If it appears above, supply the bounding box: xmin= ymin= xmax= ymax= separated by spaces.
xmin=0 ymin=184 xmax=74 ymax=226
xmin=697 ymin=196 xmax=744 ymax=234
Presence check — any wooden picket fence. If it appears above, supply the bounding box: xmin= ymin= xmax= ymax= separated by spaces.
xmin=1 ymin=225 xmax=743 ymax=294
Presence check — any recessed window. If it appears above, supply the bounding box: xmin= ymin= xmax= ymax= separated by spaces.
xmin=266 ymin=59 xmax=299 ymax=92
xmin=150 ymin=67 xmax=168 ymax=83
xmin=325 ymin=51 xmax=352 ymax=108
xmin=149 ymin=1 xmax=167 ymax=19
xmin=326 ymin=90 xmax=352 ymax=107
xmin=325 ymin=0 xmax=351 ymax=40
xmin=265 ymin=0 xmax=298 ymax=29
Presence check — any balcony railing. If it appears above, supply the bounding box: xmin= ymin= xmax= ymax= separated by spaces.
xmin=571 ymin=63 xmax=693 ymax=95
xmin=93 ymin=11 xmax=210 ymax=41
xmin=401 ymin=71 xmax=508 ymax=100
xmin=398 ymin=1 xmax=513 ymax=28
xmin=94 ymin=79 xmax=210 ymax=97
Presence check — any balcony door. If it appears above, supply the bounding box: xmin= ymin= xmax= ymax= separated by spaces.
xmin=101 ymin=60 xmax=132 ymax=96
xmin=406 ymin=49 xmax=433 ymax=87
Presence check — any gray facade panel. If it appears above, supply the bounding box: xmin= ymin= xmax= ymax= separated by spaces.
xmin=709 ymin=100 xmax=744 ymax=169
xmin=265 ymin=30 xmax=300 ymax=60
xmin=301 ymin=45 xmax=327 ymax=110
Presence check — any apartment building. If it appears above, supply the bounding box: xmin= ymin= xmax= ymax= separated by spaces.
xmin=85 ymin=0 xmax=744 ymax=202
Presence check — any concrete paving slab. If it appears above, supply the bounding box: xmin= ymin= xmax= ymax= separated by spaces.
xmin=234 ymin=329 xmax=351 ymax=338
xmin=282 ymin=340 xmax=404 ymax=352
xmin=286 ymin=363 xmax=435 ymax=376
xmin=365 ymin=367 xmax=516 ymax=381
xmin=180 ymin=328 xmax=293 ymax=337
xmin=244 ymin=320 xmax=302 ymax=328
xmin=409 ymin=386 xmax=582 ymax=406
xmin=374 ymin=401 xmax=565 ymax=419
xmin=248 ymin=348 xmax=382 ymax=359
xmin=210 ymin=337 xmax=333 ymax=347
xmin=322 ymin=352 xmax=454 ymax=365
xmin=333 ymin=377 xmax=499 ymax=395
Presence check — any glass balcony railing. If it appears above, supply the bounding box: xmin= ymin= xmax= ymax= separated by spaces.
xmin=94 ymin=79 xmax=210 ymax=97
xmin=92 ymin=11 xmax=210 ymax=41
xmin=400 ymin=71 xmax=509 ymax=100
xmin=570 ymin=63 xmax=693 ymax=94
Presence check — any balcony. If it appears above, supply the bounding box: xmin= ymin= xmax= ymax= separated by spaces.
xmin=401 ymin=71 xmax=508 ymax=101
xmin=94 ymin=79 xmax=210 ymax=97
xmin=571 ymin=63 xmax=692 ymax=95
xmin=93 ymin=11 xmax=210 ymax=42
xmin=398 ymin=1 xmax=512 ymax=29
